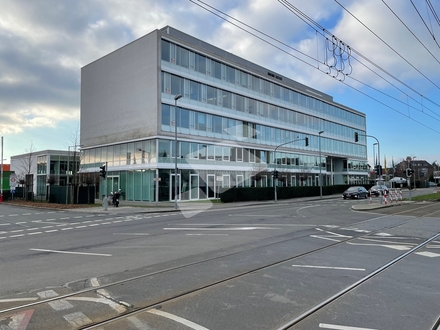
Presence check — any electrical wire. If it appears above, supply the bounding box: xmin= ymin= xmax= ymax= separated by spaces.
xmin=334 ymin=0 xmax=440 ymax=90
xmin=382 ymin=0 xmax=440 ymax=64
xmin=410 ymin=0 xmax=440 ymax=48
xmin=189 ymin=0 xmax=440 ymax=134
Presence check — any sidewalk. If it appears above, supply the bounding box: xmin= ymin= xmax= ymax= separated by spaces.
xmin=69 ymin=194 xmax=400 ymax=214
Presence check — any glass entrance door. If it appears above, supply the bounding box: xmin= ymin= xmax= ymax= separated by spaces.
xmin=207 ymin=174 xmax=215 ymax=198
xmin=190 ymin=174 xmax=199 ymax=200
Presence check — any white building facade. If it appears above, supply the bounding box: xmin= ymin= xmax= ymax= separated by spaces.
xmin=80 ymin=26 xmax=368 ymax=202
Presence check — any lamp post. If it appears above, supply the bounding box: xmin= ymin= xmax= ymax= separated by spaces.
xmin=273 ymin=137 xmax=306 ymax=202
xmin=174 ymin=94 xmax=182 ymax=210
xmin=318 ymin=131 xmax=324 ymax=199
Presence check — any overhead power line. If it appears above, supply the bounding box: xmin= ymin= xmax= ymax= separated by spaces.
xmin=189 ymin=0 xmax=440 ymax=134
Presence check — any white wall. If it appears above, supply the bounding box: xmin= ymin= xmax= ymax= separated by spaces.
xmin=81 ymin=29 xmax=160 ymax=147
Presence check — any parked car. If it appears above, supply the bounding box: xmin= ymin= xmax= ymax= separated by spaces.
xmin=428 ymin=182 xmax=437 ymax=187
xmin=369 ymin=185 xmax=389 ymax=197
xmin=342 ymin=186 xmax=369 ymax=199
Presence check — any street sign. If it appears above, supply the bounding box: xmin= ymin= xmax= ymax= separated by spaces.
xmin=10 ymin=189 xmax=15 ymax=194
xmin=9 ymin=173 xmax=17 ymax=189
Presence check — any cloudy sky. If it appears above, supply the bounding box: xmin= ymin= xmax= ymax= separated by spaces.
xmin=1 ymin=0 xmax=439 ymax=168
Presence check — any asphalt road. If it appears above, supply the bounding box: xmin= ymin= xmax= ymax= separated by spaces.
xmin=0 ymin=196 xmax=439 ymax=330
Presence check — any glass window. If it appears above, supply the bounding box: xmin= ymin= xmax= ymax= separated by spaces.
xmin=177 ymin=46 xmax=189 ymax=68
xmin=252 ymin=75 xmax=260 ymax=92
xmin=222 ymin=146 xmax=230 ymax=161
xmin=159 ymin=140 xmax=171 ymax=157
xmin=181 ymin=142 xmax=190 ymax=158
xmin=235 ymin=94 xmax=245 ymax=112
xmin=211 ymin=60 xmax=221 ymax=79
xmin=179 ymin=109 xmax=189 ymax=129
xmin=237 ymin=148 xmax=243 ymax=162
xmin=227 ymin=66 xmax=235 ymax=84
xmin=162 ymin=104 xmax=170 ymax=126
xmin=215 ymin=146 xmax=222 ymax=161
xmin=199 ymin=144 xmax=207 ymax=159
xmin=190 ymin=143 xmax=199 ymax=158
xmin=213 ymin=115 xmax=222 ymax=133
xmin=190 ymin=80 xmax=201 ymax=101
xmin=207 ymin=86 xmax=217 ymax=105
xmin=171 ymin=75 xmax=184 ymax=95
xmin=195 ymin=53 xmax=206 ymax=74
xmin=208 ymin=145 xmax=214 ymax=160
xmin=161 ymin=39 xmax=170 ymax=62
xmin=222 ymin=90 xmax=232 ymax=109
xmin=197 ymin=112 xmax=206 ymax=131
xmin=240 ymin=71 xmax=248 ymax=87
xmin=248 ymin=98 xmax=257 ymax=114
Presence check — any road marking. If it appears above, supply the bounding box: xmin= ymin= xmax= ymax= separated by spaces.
xmin=16 ymin=221 xmax=27 ymax=224
xmin=164 ymin=227 xmax=279 ymax=231
xmin=28 ymin=232 xmax=43 ymax=235
xmin=11 ymin=229 xmax=24 ymax=233
xmin=292 ymin=265 xmax=365 ymax=271
xmin=38 ymin=290 xmax=59 ymax=298
xmin=148 ymin=309 xmax=209 ymax=330
xmin=10 ymin=234 xmax=25 ymax=238
xmin=30 ymin=249 xmax=112 ymax=257
xmin=347 ymin=242 xmax=412 ymax=251
xmin=113 ymin=233 xmax=150 ymax=236
xmin=89 ymin=277 xmax=129 ymax=312
xmin=49 ymin=299 xmax=73 ymax=311
xmin=320 ymin=323 xmax=377 ymax=330
xmin=63 ymin=312 xmax=93 ymax=327
xmin=186 ymin=234 xmax=229 ymax=236
xmin=415 ymin=251 xmax=440 ymax=257
xmin=0 ymin=298 xmax=38 ymax=302
xmin=45 ymin=230 xmax=58 ymax=233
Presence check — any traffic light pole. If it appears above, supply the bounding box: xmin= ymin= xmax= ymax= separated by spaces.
xmin=273 ymin=137 xmax=307 ymax=202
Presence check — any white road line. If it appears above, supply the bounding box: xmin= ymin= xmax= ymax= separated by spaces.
xmin=75 ymin=226 xmax=87 ymax=228
xmin=0 ymin=298 xmax=39 ymax=303
xmin=30 ymin=249 xmax=112 ymax=257
xmin=60 ymin=217 xmax=70 ymax=220
xmin=28 ymin=232 xmax=43 ymax=235
xmin=319 ymin=323 xmax=378 ymax=330
xmin=164 ymin=227 xmax=279 ymax=231
xmin=88 ymin=224 xmax=100 ymax=227
xmin=186 ymin=234 xmax=229 ymax=236
xmin=148 ymin=309 xmax=209 ymax=330
xmin=45 ymin=230 xmax=58 ymax=233
xmin=10 ymin=234 xmax=25 ymax=238
xmin=61 ymin=228 xmax=74 ymax=231
xmin=292 ymin=265 xmax=365 ymax=271
xmin=9 ymin=214 xmax=18 ymax=216
xmin=16 ymin=221 xmax=27 ymax=224
xmin=37 ymin=290 xmax=59 ymax=298
xmin=11 ymin=229 xmax=24 ymax=233
xmin=26 ymin=228 xmax=39 ymax=231
xmin=113 ymin=233 xmax=150 ymax=236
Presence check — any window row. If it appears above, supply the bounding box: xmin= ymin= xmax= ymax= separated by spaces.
xmin=162 ymin=72 xmax=365 ymax=141
xmin=161 ymin=39 xmax=366 ymax=128
xmin=161 ymin=104 xmax=367 ymax=158
xmin=157 ymin=139 xmax=328 ymax=169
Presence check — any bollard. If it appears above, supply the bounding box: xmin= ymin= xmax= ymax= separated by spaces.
xmin=384 ymin=191 xmax=387 ymax=205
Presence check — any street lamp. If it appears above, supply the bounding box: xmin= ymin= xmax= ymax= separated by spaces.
xmin=273 ymin=137 xmax=306 ymax=202
xmin=174 ymin=94 xmax=182 ymax=210
xmin=318 ymin=131 xmax=324 ymax=199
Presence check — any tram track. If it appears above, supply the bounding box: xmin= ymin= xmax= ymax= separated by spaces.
xmin=1 ymin=203 xmax=438 ymax=329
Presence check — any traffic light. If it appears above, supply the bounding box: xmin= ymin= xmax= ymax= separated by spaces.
xmin=305 ymin=137 xmax=309 ymax=146
xmin=99 ymin=165 xmax=106 ymax=178
xmin=354 ymin=132 xmax=359 ymax=142
xmin=272 ymin=170 xmax=279 ymax=179
xmin=375 ymin=165 xmax=382 ymax=176
xmin=406 ymin=167 xmax=414 ymax=177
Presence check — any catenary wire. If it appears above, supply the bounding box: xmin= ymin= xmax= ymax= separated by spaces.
xmin=189 ymin=0 xmax=440 ymax=135
xmin=410 ymin=0 xmax=440 ymax=48
xmin=382 ymin=0 xmax=440 ymax=65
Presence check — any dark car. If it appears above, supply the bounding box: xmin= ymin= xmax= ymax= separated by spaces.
xmin=369 ymin=185 xmax=389 ymax=197
xmin=342 ymin=186 xmax=369 ymax=199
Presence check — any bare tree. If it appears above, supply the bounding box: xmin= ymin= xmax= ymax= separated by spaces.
xmin=250 ymin=163 xmax=268 ymax=187
xmin=18 ymin=141 xmax=36 ymax=199
xmin=68 ymin=125 xmax=82 ymax=204
xmin=80 ymin=172 xmax=98 ymax=204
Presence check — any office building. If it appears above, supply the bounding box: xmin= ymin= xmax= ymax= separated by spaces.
xmin=80 ymin=26 xmax=368 ymax=202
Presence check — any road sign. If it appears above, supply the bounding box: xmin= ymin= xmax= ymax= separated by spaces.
xmin=9 ymin=173 xmax=17 ymax=189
